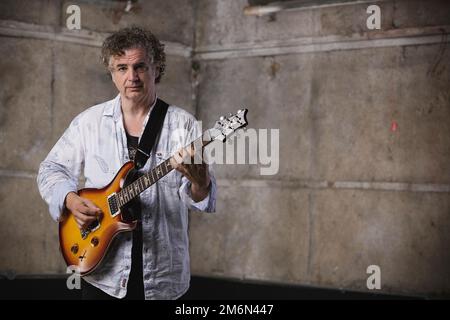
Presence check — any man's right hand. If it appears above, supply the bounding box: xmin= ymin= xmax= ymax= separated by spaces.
xmin=64 ymin=192 xmax=102 ymax=230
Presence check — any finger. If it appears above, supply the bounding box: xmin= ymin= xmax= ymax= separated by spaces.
xmin=73 ymin=210 xmax=97 ymax=223
xmin=75 ymin=218 xmax=84 ymax=230
xmin=177 ymin=148 xmax=193 ymax=164
xmin=82 ymin=199 xmax=102 ymax=216
xmin=74 ymin=215 xmax=92 ymax=230
xmin=175 ymin=149 xmax=185 ymax=164
xmin=174 ymin=163 xmax=189 ymax=176
xmin=185 ymin=144 xmax=195 ymax=158
xmin=170 ymin=156 xmax=180 ymax=169
xmin=78 ymin=206 xmax=99 ymax=217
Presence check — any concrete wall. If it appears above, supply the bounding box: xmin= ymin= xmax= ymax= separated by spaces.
xmin=0 ymin=0 xmax=194 ymax=275
xmin=189 ymin=0 xmax=450 ymax=297
xmin=1 ymin=0 xmax=449 ymax=298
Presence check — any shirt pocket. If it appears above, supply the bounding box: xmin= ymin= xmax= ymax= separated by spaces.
xmin=155 ymin=150 xmax=180 ymax=189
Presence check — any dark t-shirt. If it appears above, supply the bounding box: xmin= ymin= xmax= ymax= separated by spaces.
xmin=125 ymin=131 xmax=144 ymax=299
xmin=126 ymin=132 xmax=139 ymax=162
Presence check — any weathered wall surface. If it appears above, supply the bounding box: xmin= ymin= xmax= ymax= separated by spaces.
xmin=1 ymin=0 xmax=449 ymax=298
xmin=189 ymin=0 xmax=450 ymax=297
xmin=0 ymin=0 xmax=194 ymax=275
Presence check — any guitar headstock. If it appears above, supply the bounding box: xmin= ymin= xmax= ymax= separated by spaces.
xmin=209 ymin=109 xmax=248 ymax=142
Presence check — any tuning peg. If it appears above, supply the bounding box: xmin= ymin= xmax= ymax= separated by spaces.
xmin=219 ymin=116 xmax=225 ymax=121
xmin=229 ymin=113 xmax=233 ymax=117
xmin=237 ymin=109 xmax=242 ymax=113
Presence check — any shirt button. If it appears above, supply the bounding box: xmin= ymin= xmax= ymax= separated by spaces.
xmin=144 ymin=274 xmax=150 ymax=280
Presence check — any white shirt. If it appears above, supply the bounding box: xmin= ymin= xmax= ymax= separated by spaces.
xmin=37 ymin=94 xmax=216 ymax=299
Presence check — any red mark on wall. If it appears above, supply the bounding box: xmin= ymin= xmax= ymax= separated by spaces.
xmin=391 ymin=121 xmax=398 ymax=132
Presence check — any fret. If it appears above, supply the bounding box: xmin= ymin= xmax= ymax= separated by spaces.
xmin=150 ymin=169 xmax=155 ymax=182
xmin=135 ymin=179 xmax=140 ymax=192
xmin=143 ymin=174 xmax=150 ymax=187
xmin=150 ymin=171 xmax=155 ymax=184
xmin=116 ymin=193 xmax=122 ymax=207
xmin=138 ymin=177 xmax=144 ymax=191
xmin=165 ymin=160 xmax=171 ymax=174
xmin=128 ymin=187 xmax=134 ymax=199
xmin=123 ymin=190 xmax=129 ymax=202
xmin=128 ymin=187 xmax=135 ymax=198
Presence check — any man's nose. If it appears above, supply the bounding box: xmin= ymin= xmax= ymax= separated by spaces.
xmin=126 ymin=68 xmax=139 ymax=81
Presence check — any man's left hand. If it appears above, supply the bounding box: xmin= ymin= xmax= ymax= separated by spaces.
xmin=170 ymin=147 xmax=211 ymax=202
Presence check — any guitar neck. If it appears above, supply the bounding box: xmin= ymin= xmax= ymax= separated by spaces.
xmin=115 ymin=133 xmax=214 ymax=208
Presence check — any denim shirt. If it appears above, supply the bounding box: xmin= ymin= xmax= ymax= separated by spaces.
xmin=37 ymin=94 xmax=216 ymax=299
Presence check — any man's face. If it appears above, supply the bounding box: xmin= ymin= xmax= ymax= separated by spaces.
xmin=109 ymin=47 xmax=158 ymax=104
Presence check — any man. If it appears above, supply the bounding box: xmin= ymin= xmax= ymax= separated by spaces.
xmin=37 ymin=27 xmax=216 ymax=300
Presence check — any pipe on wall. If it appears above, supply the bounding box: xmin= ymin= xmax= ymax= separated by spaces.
xmin=244 ymin=0 xmax=388 ymax=16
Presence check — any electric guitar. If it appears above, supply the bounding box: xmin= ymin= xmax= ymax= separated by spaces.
xmin=59 ymin=109 xmax=248 ymax=276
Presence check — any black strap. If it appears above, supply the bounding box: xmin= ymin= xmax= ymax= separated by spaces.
xmin=134 ymin=98 xmax=169 ymax=170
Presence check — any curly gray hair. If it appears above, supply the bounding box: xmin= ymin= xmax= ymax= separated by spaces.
xmin=101 ymin=26 xmax=166 ymax=83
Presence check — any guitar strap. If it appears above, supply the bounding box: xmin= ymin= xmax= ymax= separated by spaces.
xmin=134 ymin=98 xmax=169 ymax=170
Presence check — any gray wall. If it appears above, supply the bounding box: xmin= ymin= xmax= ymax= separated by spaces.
xmin=0 ymin=0 xmax=449 ymax=298
xmin=189 ymin=0 xmax=450 ymax=297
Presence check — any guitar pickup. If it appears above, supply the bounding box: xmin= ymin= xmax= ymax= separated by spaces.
xmin=108 ymin=193 xmax=120 ymax=217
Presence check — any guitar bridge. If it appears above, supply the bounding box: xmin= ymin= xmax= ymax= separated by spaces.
xmin=80 ymin=218 xmax=100 ymax=240
xmin=108 ymin=193 xmax=120 ymax=217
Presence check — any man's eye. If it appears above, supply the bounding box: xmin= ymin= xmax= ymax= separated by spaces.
xmin=136 ymin=65 xmax=149 ymax=73
xmin=118 ymin=67 xmax=127 ymax=72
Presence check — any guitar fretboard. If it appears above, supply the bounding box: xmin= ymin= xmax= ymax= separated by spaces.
xmin=116 ymin=158 xmax=173 ymax=207
xmin=115 ymin=135 xmax=209 ymax=208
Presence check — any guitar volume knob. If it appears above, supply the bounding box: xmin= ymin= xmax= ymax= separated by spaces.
xmin=91 ymin=237 xmax=99 ymax=247
xmin=71 ymin=244 xmax=79 ymax=254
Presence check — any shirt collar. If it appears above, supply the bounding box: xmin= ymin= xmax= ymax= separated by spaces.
xmin=102 ymin=94 xmax=120 ymax=121
xmin=102 ymin=94 xmax=158 ymax=123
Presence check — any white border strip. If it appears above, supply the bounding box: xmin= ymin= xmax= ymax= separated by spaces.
xmin=244 ymin=0 xmax=391 ymax=16
xmin=0 ymin=20 xmax=192 ymax=57
xmin=2 ymin=20 xmax=448 ymax=60
xmin=195 ymin=25 xmax=450 ymax=60
xmin=0 ymin=169 xmax=36 ymax=179
xmin=2 ymin=169 xmax=448 ymax=193
xmin=217 ymin=179 xmax=450 ymax=193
